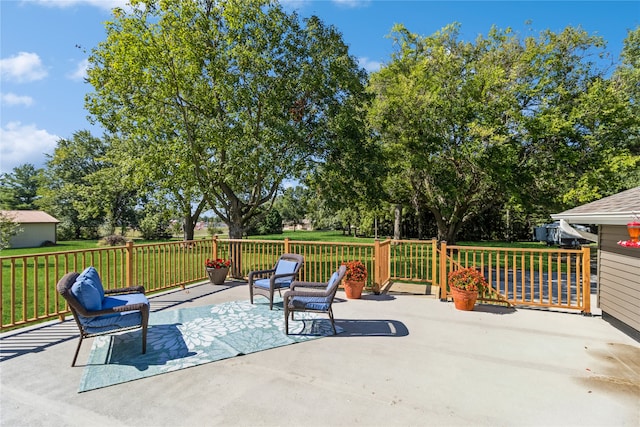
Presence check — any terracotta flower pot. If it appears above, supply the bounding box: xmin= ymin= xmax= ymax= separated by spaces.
xmin=344 ymin=279 xmax=365 ymax=299
xmin=451 ymin=286 xmax=478 ymax=311
xmin=206 ymin=267 xmax=229 ymax=285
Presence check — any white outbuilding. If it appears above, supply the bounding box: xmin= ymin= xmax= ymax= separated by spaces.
xmin=1 ymin=210 xmax=60 ymax=249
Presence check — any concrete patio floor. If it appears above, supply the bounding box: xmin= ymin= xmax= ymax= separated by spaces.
xmin=1 ymin=280 xmax=638 ymax=426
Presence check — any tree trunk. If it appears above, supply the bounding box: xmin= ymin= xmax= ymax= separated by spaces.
xmin=183 ymin=214 xmax=195 ymax=241
xmin=394 ymin=204 xmax=402 ymax=240
xmin=226 ymin=222 xmax=243 ymax=278
xmin=227 ymin=223 xmax=243 ymax=239
xmin=181 ymin=198 xmax=207 ymax=241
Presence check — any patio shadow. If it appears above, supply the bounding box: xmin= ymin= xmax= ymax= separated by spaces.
xmin=334 ymin=319 xmax=409 ymax=337
xmin=473 ymin=304 xmax=517 ymax=315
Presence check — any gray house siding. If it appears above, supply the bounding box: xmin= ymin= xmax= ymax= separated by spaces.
xmin=598 ymin=225 xmax=640 ymax=337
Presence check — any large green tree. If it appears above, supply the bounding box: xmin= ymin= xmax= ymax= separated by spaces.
xmin=107 ymin=136 xmax=207 ymax=241
xmin=0 ymin=164 xmax=41 ymax=210
xmin=275 ymin=186 xmax=309 ymax=231
xmin=38 ymin=131 xmax=138 ymax=238
xmin=369 ymin=23 xmax=636 ymax=243
xmin=511 ymin=26 xmax=639 ymax=209
xmin=369 ymin=24 xmax=519 ymax=242
xmin=85 ymin=0 xmax=367 ymax=239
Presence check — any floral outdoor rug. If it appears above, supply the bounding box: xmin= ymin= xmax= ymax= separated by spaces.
xmin=78 ymin=299 xmax=339 ymax=392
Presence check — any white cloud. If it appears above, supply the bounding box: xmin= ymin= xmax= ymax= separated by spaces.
xmin=358 ymin=57 xmax=382 ymax=73
xmin=0 ymin=52 xmax=48 ymax=83
xmin=0 ymin=122 xmax=59 ymax=173
xmin=1 ymin=93 xmax=34 ymax=107
xmin=333 ymin=0 xmax=370 ymax=8
xmin=31 ymin=0 xmax=129 ymax=11
xmin=68 ymin=59 xmax=89 ymax=81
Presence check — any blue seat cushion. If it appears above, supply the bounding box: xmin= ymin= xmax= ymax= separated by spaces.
xmin=290 ymin=296 xmax=330 ymax=311
xmin=254 ymin=278 xmax=291 ymax=289
xmin=71 ymin=266 xmax=105 ymax=311
xmin=80 ymin=293 xmax=149 ymax=334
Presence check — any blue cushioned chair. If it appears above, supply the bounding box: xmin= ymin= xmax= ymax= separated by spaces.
xmin=248 ymin=253 xmax=304 ymax=309
xmin=56 ymin=267 xmax=150 ymax=366
xmin=284 ymin=265 xmax=346 ymax=335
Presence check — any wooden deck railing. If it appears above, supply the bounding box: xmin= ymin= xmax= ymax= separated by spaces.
xmin=438 ymin=243 xmax=591 ymax=313
xmin=0 ymin=237 xmax=591 ymax=330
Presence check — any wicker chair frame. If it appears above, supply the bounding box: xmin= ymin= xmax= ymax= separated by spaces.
xmin=56 ymin=272 xmax=149 ymax=367
xmin=248 ymin=253 xmax=304 ymax=309
xmin=284 ymin=265 xmax=346 ymax=335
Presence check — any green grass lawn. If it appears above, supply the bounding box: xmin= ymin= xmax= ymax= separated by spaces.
xmin=1 ymin=230 xmax=568 ymax=257
xmin=247 ymin=230 xmax=374 ymax=243
xmin=0 ymin=230 xmax=371 ymax=257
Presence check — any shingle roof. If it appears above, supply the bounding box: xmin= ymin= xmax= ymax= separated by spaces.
xmin=551 ymin=186 xmax=640 ymax=225
xmin=0 ymin=210 xmax=59 ymax=224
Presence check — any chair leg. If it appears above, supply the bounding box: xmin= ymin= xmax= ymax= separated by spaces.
xmin=71 ymin=336 xmax=84 ymax=367
xmin=328 ymin=308 xmax=336 ymax=335
xmin=142 ymin=324 xmax=148 ymax=354
xmin=285 ymin=309 xmax=289 ymax=335
xmin=141 ymin=304 xmax=149 ymax=355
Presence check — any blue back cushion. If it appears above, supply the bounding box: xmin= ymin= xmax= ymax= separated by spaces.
xmin=275 ymin=260 xmax=298 ymax=276
xmin=326 ymin=271 xmax=340 ymax=291
xmin=71 ymin=266 xmax=104 ymax=311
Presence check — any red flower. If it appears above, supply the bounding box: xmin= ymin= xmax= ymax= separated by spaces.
xmin=343 ymin=260 xmax=367 ymax=282
xmin=205 ymin=258 xmax=231 ymax=269
xmin=448 ymin=267 xmax=487 ymax=292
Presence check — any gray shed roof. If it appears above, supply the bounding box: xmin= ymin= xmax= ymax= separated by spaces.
xmin=0 ymin=210 xmax=59 ymax=224
xmin=551 ymin=186 xmax=640 ymax=225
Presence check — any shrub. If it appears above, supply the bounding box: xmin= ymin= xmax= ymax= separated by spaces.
xmin=0 ymin=212 xmax=22 ymax=249
xmin=99 ymin=234 xmax=129 ymax=246
xmin=343 ymin=260 xmax=367 ymax=282
xmin=139 ymin=214 xmax=172 ymax=240
xmin=448 ymin=267 xmax=488 ymax=292
xmin=259 ymin=209 xmax=283 ymax=235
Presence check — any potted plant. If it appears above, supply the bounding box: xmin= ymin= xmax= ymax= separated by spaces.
xmin=205 ymin=258 xmax=231 ymax=285
xmin=342 ymin=260 xmax=367 ymax=299
xmin=448 ymin=267 xmax=488 ymax=311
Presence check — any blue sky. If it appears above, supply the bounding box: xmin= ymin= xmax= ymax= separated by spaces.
xmin=1 ymin=0 xmax=638 ymax=174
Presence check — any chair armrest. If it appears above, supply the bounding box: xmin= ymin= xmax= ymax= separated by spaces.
xmin=290 ymin=280 xmax=326 ymax=291
xmin=104 ymin=286 xmax=146 ymax=295
xmin=284 ymin=288 xmax=330 ymax=301
xmin=76 ymin=300 xmax=149 ymax=318
xmin=110 ymin=302 xmax=149 ymax=314
xmin=248 ymin=268 xmax=276 ymax=281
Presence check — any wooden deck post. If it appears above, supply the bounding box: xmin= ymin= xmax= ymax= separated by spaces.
xmin=439 ymin=241 xmax=448 ymax=300
xmin=431 ymin=239 xmax=438 ymax=290
xmin=582 ymin=246 xmax=591 ymax=315
xmin=374 ymin=239 xmax=381 ymax=292
xmin=212 ymin=235 xmax=218 ymax=260
xmin=126 ymin=241 xmax=134 ymax=287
